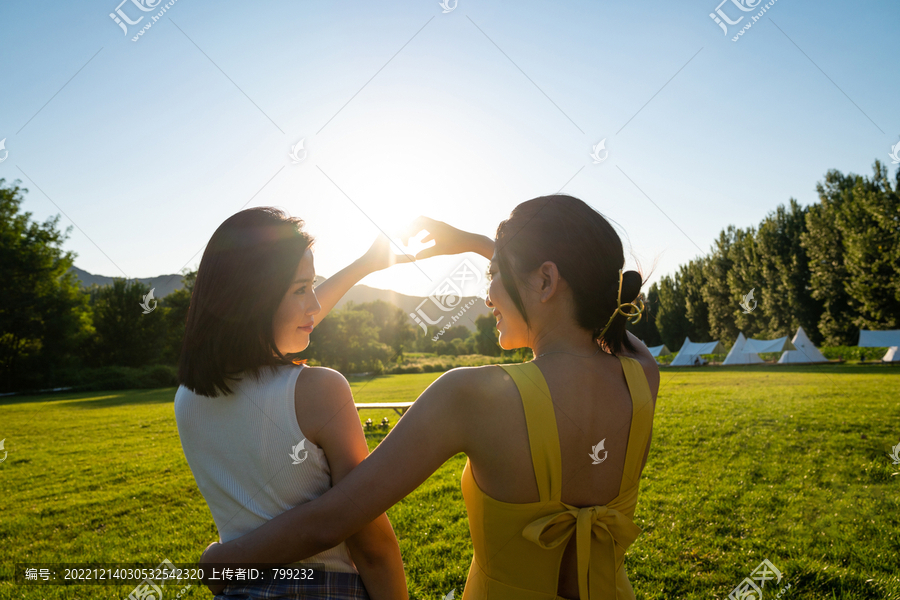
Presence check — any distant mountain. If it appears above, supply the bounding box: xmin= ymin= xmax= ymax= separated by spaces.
xmin=68 ymin=266 xmax=186 ymax=298
xmin=70 ymin=268 xmax=491 ymax=332
xmin=334 ymin=284 xmax=491 ymax=332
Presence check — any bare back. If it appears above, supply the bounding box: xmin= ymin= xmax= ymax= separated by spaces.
xmin=461 ymin=350 xmax=659 ymax=598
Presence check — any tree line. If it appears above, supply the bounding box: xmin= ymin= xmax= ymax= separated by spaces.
xmin=0 ymin=177 xmax=510 ymax=391
xmin=627 ymin=161 xmax=900 ymax=350
xmin=2 ymin=162 xmax=897 ymax=391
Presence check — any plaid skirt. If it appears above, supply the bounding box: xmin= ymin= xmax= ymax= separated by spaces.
xmin=215 ymin=571 xmax=370 ymax=600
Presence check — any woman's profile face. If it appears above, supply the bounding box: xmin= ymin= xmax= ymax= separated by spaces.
xmin=486 ymin=254 xmax=530 ymax=350
xmin=272 ymin=249 xmax=320 ymax=355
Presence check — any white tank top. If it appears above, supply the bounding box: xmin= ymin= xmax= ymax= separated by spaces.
xmin=174 ymin=363 xmax=356 ymax=573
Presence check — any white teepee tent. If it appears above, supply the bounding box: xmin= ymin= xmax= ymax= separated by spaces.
xmin=647 ymin=344 xmax=672 ymax=365
xmin=778 ymin=326 xmax=827 ymax=363
xmin=742 ymin=336 xmax=796 ymax=354
xmin=723 ymin=332 xmax=764 ymax=365
xmin=670 ymin=337 xmax=725 ymax=366
xmin=858 ymin=330 xmax=900 ymax=362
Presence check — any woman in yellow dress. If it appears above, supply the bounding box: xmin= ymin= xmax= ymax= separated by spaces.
xmin=202 ymin=194 xmax=660 ymax=600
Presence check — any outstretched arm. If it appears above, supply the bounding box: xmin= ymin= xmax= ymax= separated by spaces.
xmin=403 ymin=216 xmax=494 ymax=261
xmin=312 ymin=234 xmax=414 ymax=328
xmin=201 ymin=368 xmax=475 ymax=566
xmin=298 ymin=367 xmax=407 ymax=600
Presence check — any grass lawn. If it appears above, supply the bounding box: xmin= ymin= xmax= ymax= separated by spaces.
xmin=1 ymin=365 xmax=898 ymax=599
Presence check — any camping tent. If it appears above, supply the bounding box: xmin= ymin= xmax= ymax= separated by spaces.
xmin=670 ymin=337 xmax=725 ymax=366
xmin=742 ymin=336 xmax=796 ymax=354
xmin=723 ymin=332 xmax=764 ymax=365
xmin=778 ymin=327 xmax=827 ymax=363
xmin=858 ymin=330 xmax=900 ymax=362
xmin=647 ymin=344 xmax=672 ymax=365
xmin=723 ymin=333 xmax=796 ymax=365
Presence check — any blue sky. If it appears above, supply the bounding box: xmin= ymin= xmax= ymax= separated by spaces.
xmin=1 ymin=0 xmax=897 ymax=297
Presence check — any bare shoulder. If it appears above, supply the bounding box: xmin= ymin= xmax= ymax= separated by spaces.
xmin=620 ymin=335 xmax=661 ymax=399
xmin=436 ymin=363 xmax=511 ymax=391
xmin=295 ymin=365 xmax=351 ymax=399
xmin=408 ymin=364 xmax=517 ymax=456
xmin=422 ymin=364 xmax=513 ymax=413
xmin=631 ymin=353 xmax=660 ymax=397
xmin=294 ymin=366 xmax=355 ymax=443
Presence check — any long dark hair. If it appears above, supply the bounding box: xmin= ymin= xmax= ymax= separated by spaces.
xmin=494 ymin=194 xmax=643 ymax=355
xmin=177 ymin=207 xmax=314 ymax=397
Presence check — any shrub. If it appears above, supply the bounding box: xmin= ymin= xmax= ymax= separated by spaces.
xmin=821 ymin=346 xmax=888 ymax=361
xmin=35 ymin=364 xmax=180 ymax=393
xmin=146 ymin=364 xmax=178 ymax=387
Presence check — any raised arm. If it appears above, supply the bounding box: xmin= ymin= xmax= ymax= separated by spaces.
xmin=403 ymin=216 xmax=494 ymax=261
xmin=201 ymin=367 xmax=478 ymax=566
xmin=311 ymin=234 xmax=414 ymax=328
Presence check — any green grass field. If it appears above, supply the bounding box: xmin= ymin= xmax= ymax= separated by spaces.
xmin=1 ymin=365 xmax=898 ymax=599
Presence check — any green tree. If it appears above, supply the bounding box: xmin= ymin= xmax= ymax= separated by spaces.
xmin=433 ymin=339 xmax=451 ymax=356
xmin=159 ymin=270 xmax=196 ymax=365
xmin=750 ymin=200 xmax=820 ymax=340
xmin=441 ymin=325 xmax=470 ymax=343
xmin=701 ymin=226 xmax=743 ymax=345
xmin=0 ymin=179 xmax=92 ymax=391
xmin=803 ymin=169 xmax=858 ymax=344
xmin=839 ymin=162 xmax=900 ymax=330
xmin=654 ymin=259 xmax=711 ymax=350
xmin=727 ymin=226 xmax=765 ymax=339
xmin=89 ymin=279 xmax=166 ymax=367
xmin=682 ymin=259 xmax=710 ymax=342
xmin=302 ymin=307 xmax=391 ymax=374
xmin=654 ymin=275 xmax=688 ymax=350
xmin=355 ymin=300 xmax=416 ymax=356
xmin=473 ymin=313 xmax=501 ymax=356
xmin=802 ymin=164 xmax=900 ymax=344
xmin=626 ymin=283 xmax=661 ymax=346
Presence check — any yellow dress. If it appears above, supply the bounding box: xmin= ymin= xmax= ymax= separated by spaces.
xmin=460 ymin=358 xmax=654 ymax=600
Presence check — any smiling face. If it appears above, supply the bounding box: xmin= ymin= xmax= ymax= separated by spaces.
xmin=272 ymin=249 xmax=320 ymax=355
xmin=486 ymin=252 xmax=532 ymax=350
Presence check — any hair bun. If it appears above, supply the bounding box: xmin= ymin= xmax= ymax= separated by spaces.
xmin=620 ymin=270 xmax=643 ymax=303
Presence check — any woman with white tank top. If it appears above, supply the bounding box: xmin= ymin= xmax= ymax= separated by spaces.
xmin=173 ymin=207 xmax=411 ymax=600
